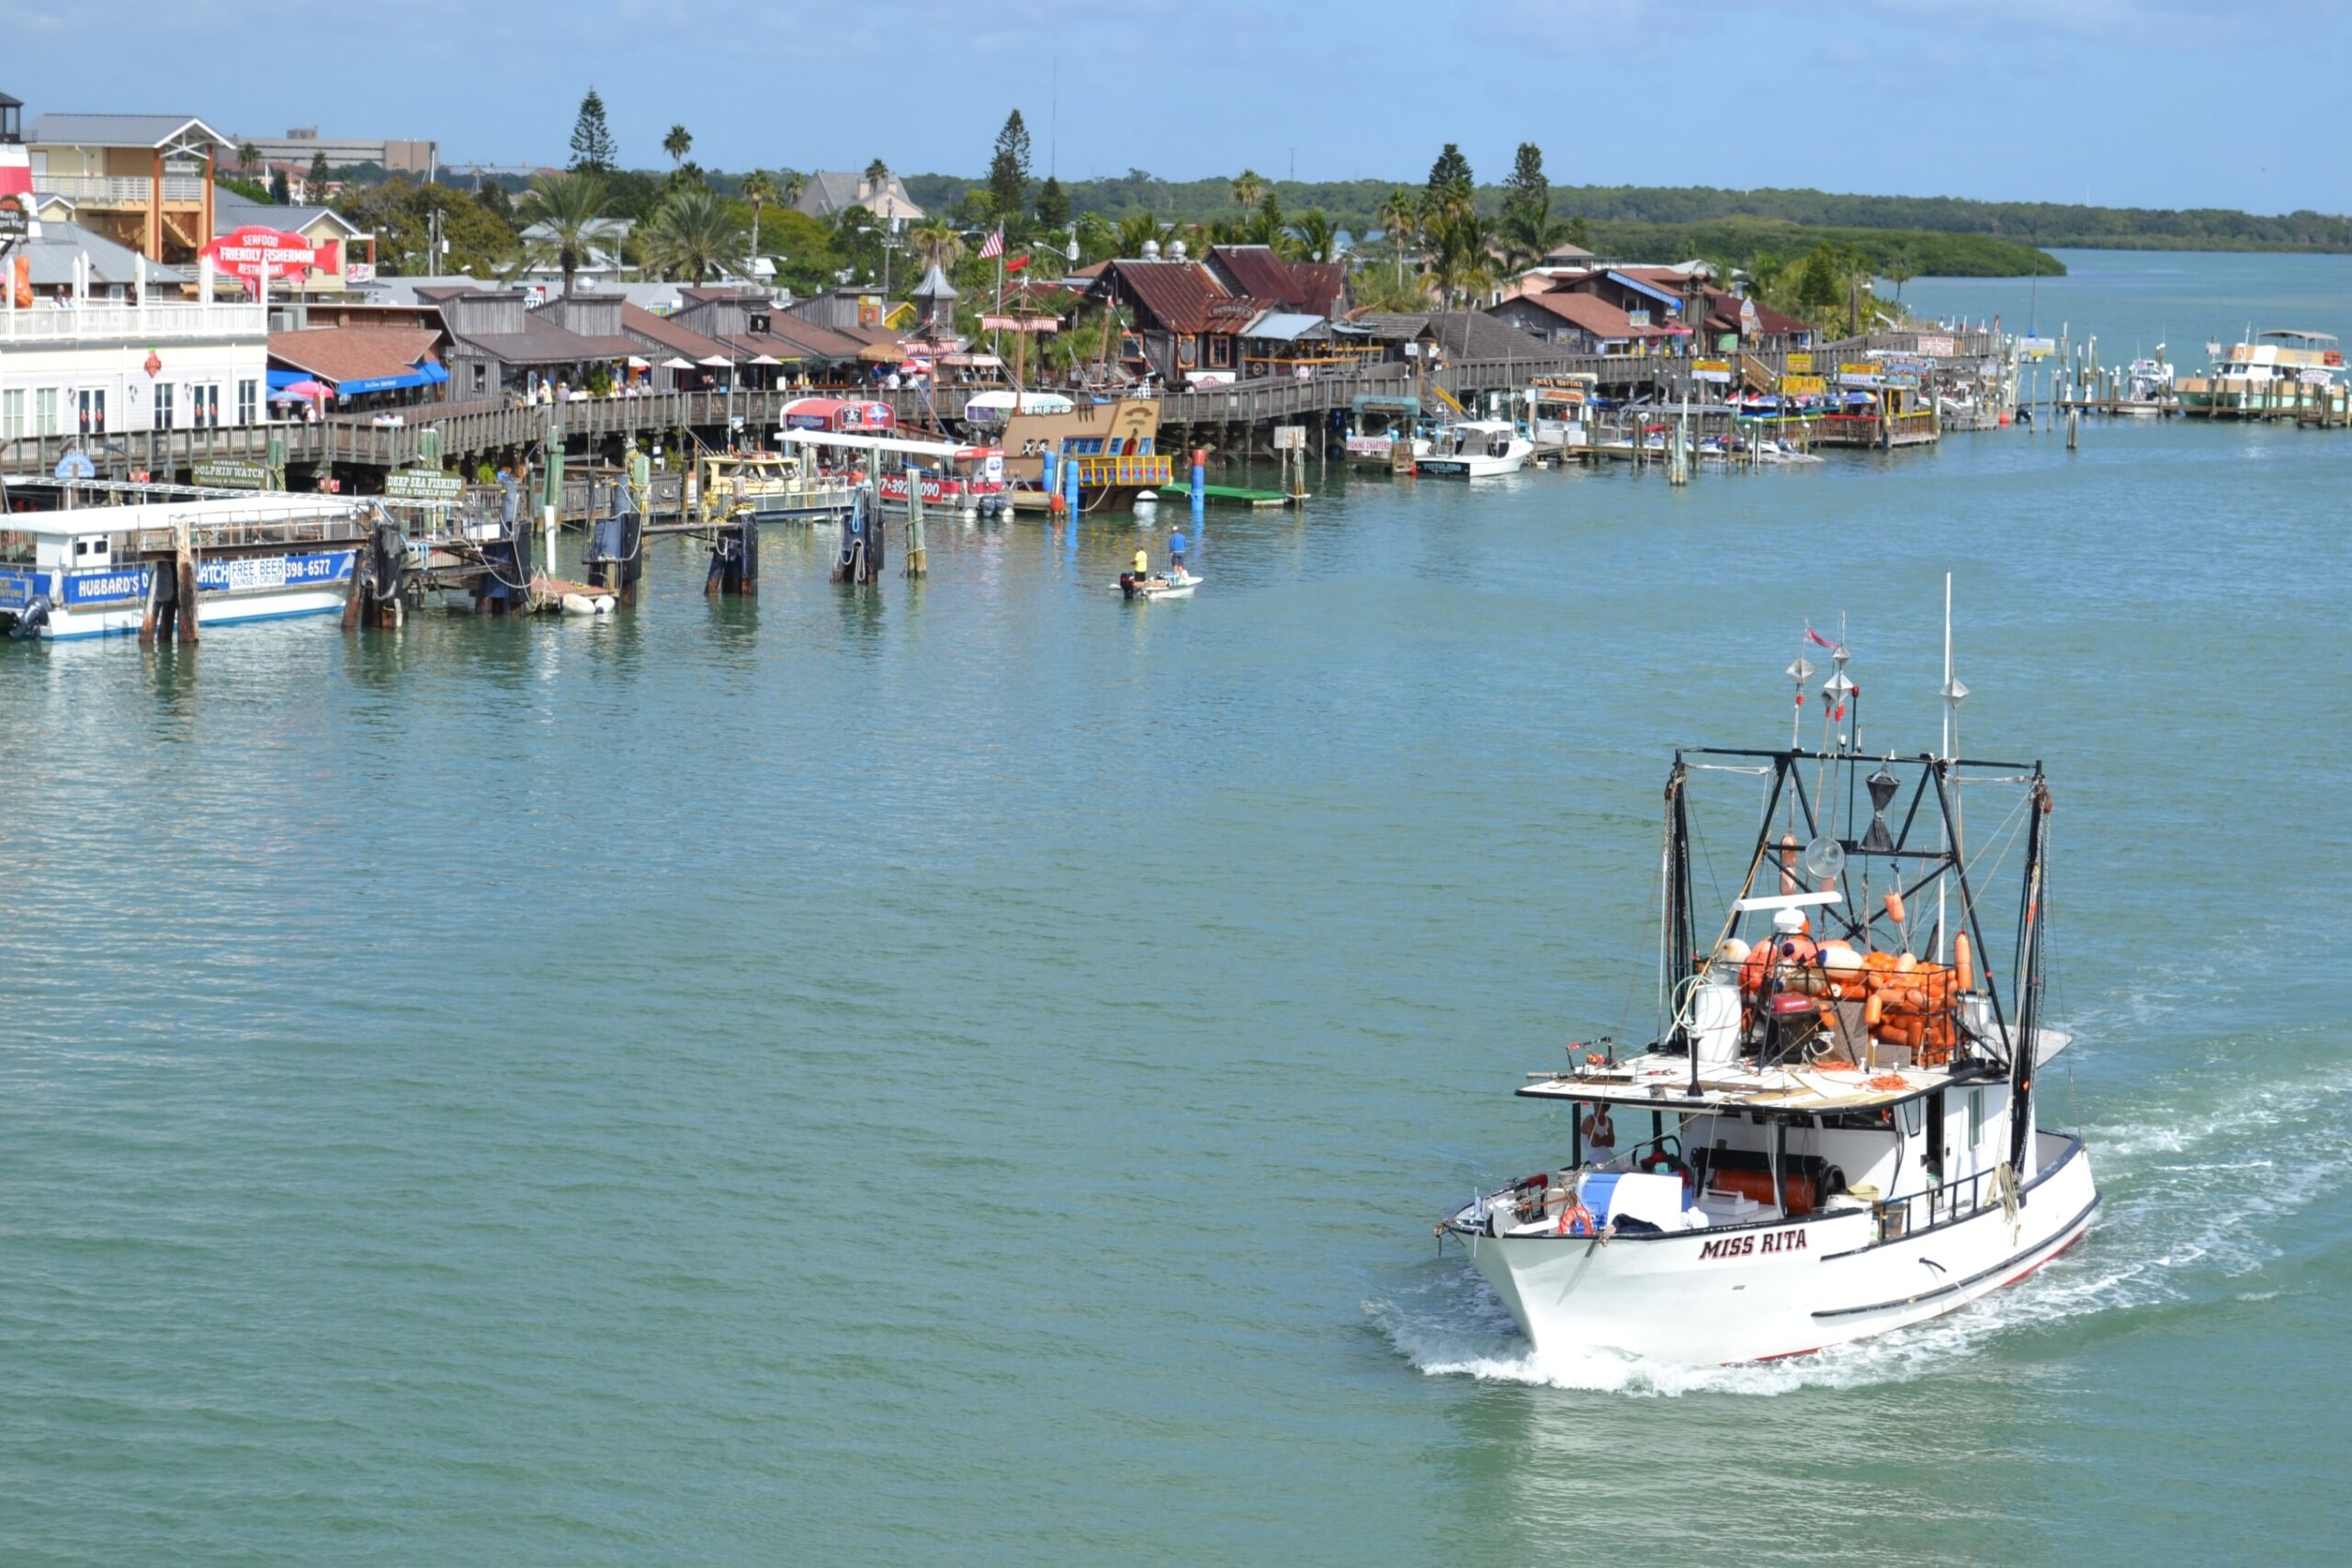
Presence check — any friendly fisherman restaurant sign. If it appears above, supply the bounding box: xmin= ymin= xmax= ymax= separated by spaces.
xmin=200 ymin=226 xmax=319 ymax=286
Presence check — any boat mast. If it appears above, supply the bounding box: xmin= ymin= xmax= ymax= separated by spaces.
xmin=1935 ymin=574 xmax=1968 ymax=961
xmin=2008 ymin=771 xmax=2051 ymax=1175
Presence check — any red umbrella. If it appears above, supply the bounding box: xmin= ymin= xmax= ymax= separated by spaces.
xmin=286 ymin=379 xmax=327 ymax=400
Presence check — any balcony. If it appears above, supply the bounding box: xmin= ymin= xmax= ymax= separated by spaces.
xmin=0 ymin=302 xmax=267 ymax=345
xmin=31 ymin=174 xmax=210 ymax=208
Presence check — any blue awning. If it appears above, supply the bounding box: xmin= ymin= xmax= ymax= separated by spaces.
xmin=334 ymin=362 xmax=447 ymax=397
xmin=266 ymin=368 xmax=308 ymax=391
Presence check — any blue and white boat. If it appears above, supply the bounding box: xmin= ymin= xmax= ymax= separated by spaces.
xmin=1 ymin=494 xmax=373 ymax=640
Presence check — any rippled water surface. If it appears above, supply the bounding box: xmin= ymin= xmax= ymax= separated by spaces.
xmin=3 ymin=254 xmax=2347 ymax=1564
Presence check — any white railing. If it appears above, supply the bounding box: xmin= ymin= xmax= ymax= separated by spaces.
xmin=29 ymin=174 xmax=208 ymax=205
xmin=35 ymin=174 xmax=151 ymax=205
xmin=0 ymin=302 xmax=268 ymax=344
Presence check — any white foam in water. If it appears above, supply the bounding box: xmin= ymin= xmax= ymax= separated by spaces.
xmin=1375 ymin=1058 xmax=2352 ymax=1396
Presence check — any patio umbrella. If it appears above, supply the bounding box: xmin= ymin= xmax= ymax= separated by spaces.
xmin=626 ymin=355 xmax=650 ymax=369
xmin=696 ymin=354 xmax=732 ymax=367
xmin=283 ymin=379 xmax=327 ymax=400
xmin=749 ymin=354 xmax=783 ymax=367
xmin=661 ymin=356 xmax=695 ymax=371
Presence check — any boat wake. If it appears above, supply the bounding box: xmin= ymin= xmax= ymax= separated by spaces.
xmin=1371 ymin=1048 xmax=2352 ymax=1396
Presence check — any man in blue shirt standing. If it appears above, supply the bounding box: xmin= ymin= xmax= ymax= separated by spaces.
xmin=1167 ymin=525 xmax=1189 ymax=575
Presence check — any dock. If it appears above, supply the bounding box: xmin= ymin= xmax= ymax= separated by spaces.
xmin=1157 ymin=482 xmax=1297 ymax=509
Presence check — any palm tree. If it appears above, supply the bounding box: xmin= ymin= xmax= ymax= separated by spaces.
xmin=780 ymin=169 xmax=808 ymax=213
xmin=663 ymin=124 xmax=693 ymax=165
xmin=1374 ymin=186 xmax=1418 ymax=288
xmin=235 ymin=141 xmax=260 ymax=174
xmin=516 ymin=172 xmax=609 ymax=297
xmin=741 ymin=170 xmax=778 ymax=259
xmin=865 ymin=157 xmax=891 ymax=187
xmin=910 ymin=219 xmax=964 ymax=271
xmin=1230 ymin=169 xmax=1268 ymax=217
xmin=1290 ymin=209 xmax=1340 ymax=265
xmin=1426 ymin=209 xmax=1498 ymax=313
xmin=641 ymin=188 xmax=746 ymax=283
xmin=1114 ymin=212 xmax=1165 ymax=257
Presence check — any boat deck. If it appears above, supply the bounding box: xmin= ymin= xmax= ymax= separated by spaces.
xmin=1519 ymin=1050 xmax=1992 ymax=1114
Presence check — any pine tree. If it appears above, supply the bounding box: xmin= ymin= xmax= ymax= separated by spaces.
xmin=1425 ymin=143 xmax=1475 ymax=220
xmin=569 ymin=88 xmax=616 ymax=174
xmin=1033 ymin=175 xmax=1070 ymax=236
xmin=988 ymin=109 xmax=1032 ymax=232
xmin=1500 ymin=141 xmax=1560 ymax=268
xmin=308 ymin=150 xmax=330 ymax=189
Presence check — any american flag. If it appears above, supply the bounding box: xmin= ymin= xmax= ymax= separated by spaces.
xmin=977 ymin=227 xmax=1004 ymax=260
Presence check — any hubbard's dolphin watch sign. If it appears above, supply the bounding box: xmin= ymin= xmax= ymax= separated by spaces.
xmin=59 ymin=552 xmax=354 ymax=605
xmin=201 ymin=226 xmax=319 ymax=285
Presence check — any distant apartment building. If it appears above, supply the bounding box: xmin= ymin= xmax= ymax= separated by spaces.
xmin=232 ymin=128 xmax=437 ymax=176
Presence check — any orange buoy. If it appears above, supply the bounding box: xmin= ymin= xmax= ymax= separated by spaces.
xmin=1954 ymin=931 xmax=1974 ymax=990
xmin=1884 ymin=889 xmax=1905 ymax=926
xmin=1864 ymin=993 xmax=1884 ymax=1029
xmin=1894 ymin=952 xmax=1917 ymax=975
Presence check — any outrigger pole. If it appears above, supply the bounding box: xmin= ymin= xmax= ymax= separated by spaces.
xmin=2009 ymin=770 xmax=2051 ymax=1176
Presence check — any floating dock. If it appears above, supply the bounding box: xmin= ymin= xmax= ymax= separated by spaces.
xmin=1155 ymin=482 xmax=1300 ymax=509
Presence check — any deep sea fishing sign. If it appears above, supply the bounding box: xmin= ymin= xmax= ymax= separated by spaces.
xmin=201 ymin=226 xmax=319 ymax=286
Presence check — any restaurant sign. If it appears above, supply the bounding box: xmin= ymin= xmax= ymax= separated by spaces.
xmin=1692 ymin=358 xmax=1733 ymax=383
xmin=1915 ymin=333 xmax=1956 ymax=358
xmin=1785 ymin=353 xmax=1814 ymax=373
xmin=1780 ymin=375 xmax=1826 ymax=396
xmin=201 ymin=225 xmax=320 ymax=285
xmin=2018 ymin=335 xmax=2057 ymax=360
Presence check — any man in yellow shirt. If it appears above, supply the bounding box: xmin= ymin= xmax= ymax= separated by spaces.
xmin=1132 ymin=547 xmax=1150 ymax=579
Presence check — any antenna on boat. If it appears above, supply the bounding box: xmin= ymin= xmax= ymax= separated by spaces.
xmin=1936 ymin=573 xmax=1969 ymax=961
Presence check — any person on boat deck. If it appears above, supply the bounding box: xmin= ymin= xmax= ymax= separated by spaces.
xmin=1168 ymin=525 xmax=1189 ymax=571
xmin=1581 ymin=1103 xmax=1617 ymax=1168
xmin=1133 ymin=546 xmax=1150 ymax=579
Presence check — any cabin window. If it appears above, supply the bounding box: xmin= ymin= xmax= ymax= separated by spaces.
xmin=1208 ymin=335 xmax=1233 ymax=368
xmin=237 ymin=380 xmax=257 ymax=426
xmin=36 ymin=389 xmax=60 ymax=436
xmin=471 ymin=363 xmax=488 ymax=394
xmin=0 ymin=389 xmax=21 ymax=441
xmin=1970 ymin=1088 xmax=1986 ymax=1150
xmin=155 ymin=383 xmax=175 ymax=432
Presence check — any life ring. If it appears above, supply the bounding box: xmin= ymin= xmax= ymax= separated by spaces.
xmin=1555 ymin=1200 xmax=1600 ymax=1237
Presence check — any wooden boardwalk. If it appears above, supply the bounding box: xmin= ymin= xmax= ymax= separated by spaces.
xmin=1 ymin=330 xmax=1974 ymax=483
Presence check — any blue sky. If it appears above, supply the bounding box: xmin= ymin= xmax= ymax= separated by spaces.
xmin=12 ymin=0 xmax=2348 ymax=212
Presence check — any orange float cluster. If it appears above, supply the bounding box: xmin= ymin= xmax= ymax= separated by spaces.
xmin=1734 ymin=931 xmax=1973 ymax=1067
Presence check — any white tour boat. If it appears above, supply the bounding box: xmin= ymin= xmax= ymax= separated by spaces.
xmin=1 ymin=492 xmax=378 ymax=640
xmin=1437 ymin=626 xmax=2098 ymax=1365
xmin=1417 ymin=419 xmax=1532 ymax=478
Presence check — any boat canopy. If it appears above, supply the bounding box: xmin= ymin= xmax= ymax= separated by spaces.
xmin=962 ymin=390 xmax=1074 ymax=417
xmin=776 ymin=429 xmax=999 ymax=461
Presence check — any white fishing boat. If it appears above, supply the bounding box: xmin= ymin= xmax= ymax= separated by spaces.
xmin=1116 ymin=568 xmax=1200 ymax=601
xmin=1435 ymin=610 xmax=2098 ymax=1365
xmin=1 ymin=492 xmax=376 ymax=640
xmin=2118 ymin=356 xmax=2173 ymax=416
xmin=1418 ymin=419 xmax=1532 ymax=478
xmin=2176 ymin=329 xmax=2340 ymax=417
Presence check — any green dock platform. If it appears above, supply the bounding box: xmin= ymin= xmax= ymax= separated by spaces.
xmin=1155 ymin=483 xmax=1304 ymax=509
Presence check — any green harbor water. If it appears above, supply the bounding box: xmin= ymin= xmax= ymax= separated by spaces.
xmin=2 ymin=252 xmax=2346 ymax=1564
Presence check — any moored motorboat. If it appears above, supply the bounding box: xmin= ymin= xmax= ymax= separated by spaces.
xmin=1418 ymin=418 xmax=1532 ymax=478
xmin=1434 ymin=614 xmax=2097 ymax=1365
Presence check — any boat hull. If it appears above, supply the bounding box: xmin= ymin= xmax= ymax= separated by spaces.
xmin=1456 ymin=1133 xmax=2098 ymax=1364
xmin=7 ymin=552 xmax=358 ymax=641
xmin=1419 ymin=454 xmax=1527 ymax=478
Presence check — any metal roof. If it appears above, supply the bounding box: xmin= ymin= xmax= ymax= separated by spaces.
xmin=28 ymin=113 xmax=230 ymax=150
xmin=1240 ymin=310 xmax=1328 ymax=342
xmin=15 ymin=225 xmax=189 ymax=288
xmin=1604 ymin=269 xmax=1685 ymax=310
